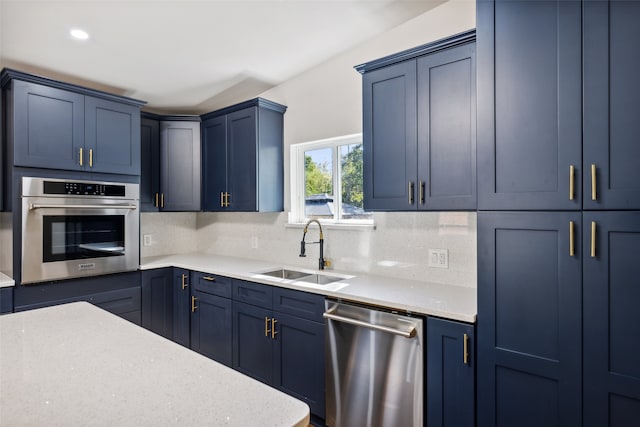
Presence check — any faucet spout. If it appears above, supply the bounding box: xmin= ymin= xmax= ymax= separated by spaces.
xmin=299 ymin=219 xmax=327 ymax=270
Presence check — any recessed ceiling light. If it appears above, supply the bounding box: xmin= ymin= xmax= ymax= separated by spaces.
xmin=70 ymin=29 xmax=89 ymax=40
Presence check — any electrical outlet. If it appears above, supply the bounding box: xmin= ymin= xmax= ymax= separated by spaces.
xmin=428 ymin=248 xmax=448 ymax=269
xmin=251 ymin=236 xmax=258 ymax=249
xmin=143 ymin=234 xmax=152 ymax=247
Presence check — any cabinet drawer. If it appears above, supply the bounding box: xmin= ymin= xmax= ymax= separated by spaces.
xmin=273 ymin=287 xmax=324 ymax=322
xmin=192 ymin=271 xmax=232 ymax=298
xmin=232 ymin=280 xmax=273 ymax=309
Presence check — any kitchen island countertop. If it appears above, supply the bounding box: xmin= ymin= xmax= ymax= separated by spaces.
xmin=0 ymin=302 xmax=309 ymax=427
xmin=141 ymin=253 xmax=476 ymax=323
xmin=0 ymin=272 xmax=14 ymax=288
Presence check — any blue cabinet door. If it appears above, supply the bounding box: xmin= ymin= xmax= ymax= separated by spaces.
xmin=477 ymin=0 xmax=582 ymax=210
xmin=160 ymin=121 xmax=201 ymax=211
xmin=477 ymin=211 xmax=582 ymax=426
xmin=363 ymin=60 xmax=417 ymax=211
xmin=191 ymin=290 xmax=232 ymax=366
xmin=417 ymin=42 xmax=476 ymax=210
xmin=85 ymin=96 xmax=140 ymax=175
xmin=583 ymin=212 xmax=640 ymax=426
xmin=12 ymin=80 xmax=84 ymax=171
xmin=172 ymin=268 xmax=191 ymax=347
xmin=427 ymin=317 xmax=475 ymax=427
xmin=140 ymin=117 xmax=160 ymax=211
xmin=0 ymin=288 xmax=14 ymax=314
xmin=583 ymin=1 xmax=640 ymax=210
xmin=227 ymin=107 xmax=258 ymax=211
xmin=141 ymin=268 xmax=173 ymax=340
xmin=232 ymin=301 xmax=273 ymax=384
xmin=273 ymin=311 xmax=325 ymax=418
xmin=201 ymin=115 xmax=227 ymax=211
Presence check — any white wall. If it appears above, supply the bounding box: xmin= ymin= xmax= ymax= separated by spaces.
xmin=142 ymin=0 xmax=478 ymax=288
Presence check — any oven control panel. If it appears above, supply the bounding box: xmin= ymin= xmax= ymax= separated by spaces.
xmin=43 ymin=180 xmax=126 ymax=197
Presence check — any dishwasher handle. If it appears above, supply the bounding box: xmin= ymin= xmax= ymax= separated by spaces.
xmin=323 ymin=307 xmax=417 ymax=338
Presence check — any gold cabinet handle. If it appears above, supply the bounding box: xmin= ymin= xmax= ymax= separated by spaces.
xmin=271 ymin=318 xmax=278 ymax=339
xmin=202 ymin=276 xmax=216 ymax=282
xmin=191 ymin=296 xmax=198 ymax=313
xmin=155 ymin=193 xmax=159 ymax=208
xmin=408 ymin=182 xmax=414 ymax=205
xmin=569 ymin=221 xmax=575 ymax=257
xmin=591 ymin=221 xmax=597 ymax=258
xmin=463 ymin=333 xmax=470 ymax=365
xmin=225 ymin=192 xmax=230 ymax=207
xmin=161 ymin=193 xmax=165 ymax=208
xmin=591 ymin=164 xmax=597 ymax=201
xmin=265 ymin=316 xmax=271 ymax=337
xmin=79 ymin=148 xmax=83 ymax=166
xmin=569 ymin=165 xmax=575 ymax=201
xmin=181 ymin=273 xmax=188 ymax=290
xmin=220 ymin=192 xmax=225 ymax=208
xmin=89 ymin=148 xmax=93 ymax=168
xmin=419 ymin=180 xmax=425 ymax=205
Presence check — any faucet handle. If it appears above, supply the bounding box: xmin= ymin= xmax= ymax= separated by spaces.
xmin=299 ymin=240 xmax=306 ymax=257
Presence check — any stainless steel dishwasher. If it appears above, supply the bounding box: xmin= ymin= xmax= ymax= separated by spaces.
xmin=324 ymin=299 xmax=424 ymax=427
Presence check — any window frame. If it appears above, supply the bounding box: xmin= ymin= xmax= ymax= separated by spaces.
xmin=289 ymin=133 xmax=373 ymax=226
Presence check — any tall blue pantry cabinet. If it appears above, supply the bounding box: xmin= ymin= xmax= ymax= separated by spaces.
xmin=477 ymin=0 xmax=640 ymax=425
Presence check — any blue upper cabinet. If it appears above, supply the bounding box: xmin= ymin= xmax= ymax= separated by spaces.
xmin=362 ymin=60 xmax=417 ymax=211
xmin=140 ymin=115 xmax=160 ymax=211
xmin=85 ymin=97 xmax=140 ymax=175
xmin=477 ymin=0 xmax=582 ymax=210
xmin=11 ymin=80 xmax=85 ymax=171
xmin=2 ymin=69 xmax=144 ymax=175
xmin=583 ymin=212 xmax=640 ymax=426
xmin=359 ymin=31 xmax=476 ymax=211
xmin=583 ymin=1 xmax=640 ymax=210
xmin=201 ymin=98 xmax=286 ymax=212
xmin=159 ymin=119 xmax=201 ymax=211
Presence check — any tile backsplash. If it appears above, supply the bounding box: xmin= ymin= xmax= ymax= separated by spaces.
xmin=141 ymin=211 xmax=477 ymax=288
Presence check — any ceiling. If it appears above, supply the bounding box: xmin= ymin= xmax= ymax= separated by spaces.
xmin=0 ymin=0 xmax=443 ymax=114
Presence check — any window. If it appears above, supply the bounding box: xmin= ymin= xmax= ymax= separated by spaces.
xmin=290 ymin=134 xmax=373 ymax=224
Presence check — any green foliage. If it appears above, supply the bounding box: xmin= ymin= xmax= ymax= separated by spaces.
xmin=341 ymin=144 xmax=364 ymax=207
xmin=305 ymin=155 xmax=332 ymax=196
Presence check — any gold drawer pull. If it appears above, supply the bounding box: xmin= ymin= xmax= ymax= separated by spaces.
xmin=463 ymin=333 xmax=470 ymax=365
xmin=202 ymin=276 xmax=216 ymax=282
xmin=591 ymin=164 xmax=597 ymax=201
xmin=569 ymin=165 xmax=575 ymax=201
xmin=591 ymin=221 xmax=597 ymax=258
xmin=569 ymin=221 xmax=575 ymax=257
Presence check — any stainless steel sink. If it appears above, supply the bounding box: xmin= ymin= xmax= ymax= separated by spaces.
xmin=259 ymin=268 xmax=311 ymax=281
xmin=257 ymin=268 xmax=347 ymax=285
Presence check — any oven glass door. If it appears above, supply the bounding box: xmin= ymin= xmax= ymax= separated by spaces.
xmin=42 ymin=215 xmax=125 ymax=262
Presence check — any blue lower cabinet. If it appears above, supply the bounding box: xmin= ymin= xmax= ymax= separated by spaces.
xmin=191 ymin=290 xmax=232 ymax=366
xmin=0 ymin=287 xmax=13 ymax=314
xmin=273 ymin=311 xmax=325 ymax=418
xmin=477 ymin=211 xmax=582 ymax=426
xmin=232 ymin=301 xmax=274 ymax=384
xmin=583 ymin=212 xmax=640 ymax=426
xmin=141 ymin=268 xmax=173 ymax=339
xmin=427 ymin=316 xmax=475 ymax=427
xmin=232 ymin=284 xmax=326 ymax=419
xmin=172 ymin=268 xmax=191 ymax=347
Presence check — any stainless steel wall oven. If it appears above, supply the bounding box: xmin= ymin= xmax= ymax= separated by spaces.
xmin=21 ymin=177 xmax=139 ymax=284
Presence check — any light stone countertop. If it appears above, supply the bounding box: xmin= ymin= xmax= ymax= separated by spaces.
xmin=0 ymin=272 xmax=14 ymax=288
xmin=141 ymin=253 xmax=477 ymax=323
xmin=0 ymin=302 xmax=310 ymax=427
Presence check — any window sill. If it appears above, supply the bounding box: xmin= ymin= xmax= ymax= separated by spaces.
xmin=285 ymin=221 xmax=376 ymax=232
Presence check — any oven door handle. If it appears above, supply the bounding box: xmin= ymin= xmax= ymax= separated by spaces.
xmin=29 ymin=203 xmax=138 ymax=210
